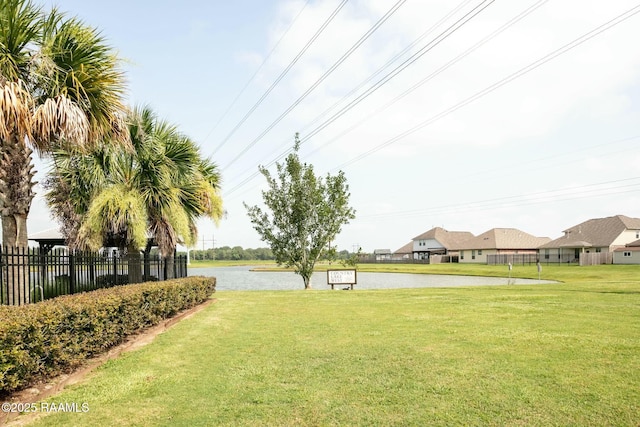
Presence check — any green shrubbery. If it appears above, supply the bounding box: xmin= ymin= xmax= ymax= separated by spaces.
xmin=0 ymin=276 xmax=215 ymax=395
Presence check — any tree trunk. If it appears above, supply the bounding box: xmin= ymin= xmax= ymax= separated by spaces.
xmin=127 ymin=243 xmax=143 ymax=284
xmin=0 ymin=141 xmax=36 ymax=247
xmin=0 ymin=137 xmax=36 ymax=305
xmin=2 ymin=213 xmax=29 ymax=247
xmin=303 ymin=274 xmax=312 ymax=290
xmin=164 ymin=250 xmax=175 ymax=280
xmin=143 ymin=241 xmax=152 ymax=281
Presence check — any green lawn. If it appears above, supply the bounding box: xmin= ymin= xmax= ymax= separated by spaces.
xmin=20 ymin=265 xmax=640 ymax=426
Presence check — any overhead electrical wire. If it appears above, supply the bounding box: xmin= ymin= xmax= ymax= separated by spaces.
xmin=298 ymin=0 xmax=476 ymax=139
xmin=303 ymin=0 xmax=550 ymax=159
xmin=204 ymin=0 xmax=312 ymax=151
xmin=223 ymin=3 xmax=640 ymax=201
xmin=295 ymin=0 xmax=497 ymax=146
xmin=225 ymin=0 xmax=477 ymax=188
xmin=222 ymin=0 xmax=409 ymax=170
xmin=209 ymin=0 xmax=349 ymax=157
xmin=462 ymin=134 xmax=640 ymax=179
xmin=333 ymin=3 xmax=640 ymax=171
xmin=223 ymin=0 xmax=497 ymax=195
xmin=358 ymin=177 xmax=640 ymax=221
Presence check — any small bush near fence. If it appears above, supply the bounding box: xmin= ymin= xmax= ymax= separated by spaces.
xmin=0 ymin=276 xmax=216 ymax=395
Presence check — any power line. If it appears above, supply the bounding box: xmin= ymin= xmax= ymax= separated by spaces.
xmin=223 ymin=3 xmax=640 ymax=199
xmin=222 ymin=0 xmax=409 ymax=170
xmin=223 ymin=0 xmax=496 ymax=195
xmin=304 ymin=0 xmax=549 ymax=159
xmin=205 ymin=0 xmax=311 ymax=151
xmin=298 ymin=0 xmax=476 ymax=138
xmin=358 ymin=177 xmax=640 ymax=221
xmin=224 ymin=0 xmax=477 ymax=188
xmin=333 ymin=3 xmax=640 ymax=171
xmin=210 ymin=0 xmax=349 ymax=157
xmin=298 ymin=0 xmax=496 ymax=145
xmin=224 ymin=132 xmax=640 ymax=204
xmin=461 ymin=134 xmax=640 ymax=179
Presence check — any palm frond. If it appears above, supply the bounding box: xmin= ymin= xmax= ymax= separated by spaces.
xmin=0 ymin=0 xmax=42 ymax=83
xmin=38 ymin=15 xmax=128 ymax=146
xmin=32 ymin=95 xmax=89 ymax=151
xmin=77 ymin=185 xmax=147 ymax=251
xmin=0 ymin=80 xmax=33 ymax=141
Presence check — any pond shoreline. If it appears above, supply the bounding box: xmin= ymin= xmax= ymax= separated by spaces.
xmin=189 ymin=265 xmax=557 ymax=291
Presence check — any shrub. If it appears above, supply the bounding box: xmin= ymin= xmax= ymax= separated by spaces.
xmin=0 ymin=276 xmax=215 ymax=395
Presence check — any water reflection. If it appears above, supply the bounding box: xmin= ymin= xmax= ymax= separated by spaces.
xmin=188 ymin=265 xmax=555 ymax=291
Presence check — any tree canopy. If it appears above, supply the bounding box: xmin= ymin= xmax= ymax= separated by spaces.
xmin=45 ymin=106 xmax=224 ymax=281
xmin=244 ymin=134 xmax=355 ymax=289
xmin=0 ymin=0 xmax=127 ymax=247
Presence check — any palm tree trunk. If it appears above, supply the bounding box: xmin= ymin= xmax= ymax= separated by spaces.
xmin=126 ymin=243 xmax=143 ymax=284
xmin=0 ymin=140 xmax=36 ymax=247
xmin=164 ymin=250 xmax=175 ymax=280
xmin=0 ymin=140 xmax=36 ymax=304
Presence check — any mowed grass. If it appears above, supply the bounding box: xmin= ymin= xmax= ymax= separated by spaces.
xmin=23 ymin=265 xmax=640 ymax=426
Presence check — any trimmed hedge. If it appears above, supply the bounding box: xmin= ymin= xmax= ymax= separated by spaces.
xmin=0 ymin=276 xmax=215 ymax=395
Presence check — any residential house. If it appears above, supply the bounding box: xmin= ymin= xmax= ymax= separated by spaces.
xmin=412 ymin=227 xmax=475 ymax=260
xmin=373 ymin=249 xmax=392 ymax=261
xmin=538 ymin=215 xmax=640 ymax=263
xmin=458 ymin=228 xmax=550 ymax=264
xmin=613 ymin=239 xmax=640 ymax=265
xmin=392 ymin=242 xmax=413 ymax=260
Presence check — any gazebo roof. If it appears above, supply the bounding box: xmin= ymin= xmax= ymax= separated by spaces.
xmin=29 ymin=227 xmax=162 ymax=252
xmin=28 ymin=228 xmax=66 ymax=247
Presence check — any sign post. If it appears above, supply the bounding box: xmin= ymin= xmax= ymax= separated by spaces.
xmin=537 ymin=261 xmax=542 ymax=283
xmin=327 ymin=269 xmax=357 ymax=290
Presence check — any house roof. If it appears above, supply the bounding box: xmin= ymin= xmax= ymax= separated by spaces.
xmin=373 ymin=249 xmax=391 ymax=254
xmin=393 ymin=241 xmax=414 ymax=254
xmin=539 ymin=214 xmax=640 ymax=249
xmin=614 ymin=246 xmax=640 ymax=252
xmin=613 ymin=239 xmax=640 ymax=251
xmin=411 ymin=227 xmax=475 ymax=250
xmin=626 ymin=239 xmax=640 ymax=247
xmin=459 ymin=228 xmax=550 ymax=250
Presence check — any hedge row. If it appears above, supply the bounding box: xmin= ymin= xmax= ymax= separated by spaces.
xmin=0 ymin=276 xmax=216 ymax=394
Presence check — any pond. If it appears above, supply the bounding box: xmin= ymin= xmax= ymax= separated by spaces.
xmin=188 ymin=265 xmax=556 ymax=291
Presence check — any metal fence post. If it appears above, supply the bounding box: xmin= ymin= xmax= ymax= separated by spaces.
xmin=69 ymin=251 xmax=76 ymax=294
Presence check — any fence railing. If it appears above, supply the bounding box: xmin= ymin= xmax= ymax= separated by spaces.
xmin=0 ymin=246 xmax=187 ymax=306
xmin=487 ymin=253 xmax=589 ymax=265
xmin=358 ymin=257 xmax=431 ymax=264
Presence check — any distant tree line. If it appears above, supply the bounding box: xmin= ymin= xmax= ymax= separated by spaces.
xmin=189 ymin=246 xmax=274 ymax=261
xmin=187 ymin=246 xmax=357 ymax=262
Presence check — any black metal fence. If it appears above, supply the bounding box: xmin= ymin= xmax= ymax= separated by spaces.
xmin=0 ymin=246 xmax=187 ymax=306
xmin=487 ymin=253 xmax=580 ymax=265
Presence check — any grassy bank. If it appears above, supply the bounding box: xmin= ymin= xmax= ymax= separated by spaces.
xmin=20 ymin=266 xmax=640 ymax=426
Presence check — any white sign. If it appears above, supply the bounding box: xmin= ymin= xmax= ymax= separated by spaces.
xmin=327 ymin=269 xmax=357 ymax=284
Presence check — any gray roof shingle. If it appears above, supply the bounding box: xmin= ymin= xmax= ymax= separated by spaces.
xmin=459 ymin=228 xmax=550 ymax=250
xmin=411 ymin=227 xmax=475 ymax=250
xmin=539 ymin=214 xmax=640 ymax=249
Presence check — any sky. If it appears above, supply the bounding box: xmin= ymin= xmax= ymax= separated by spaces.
xmin=28 ymin=0 xmax=640 ymax=253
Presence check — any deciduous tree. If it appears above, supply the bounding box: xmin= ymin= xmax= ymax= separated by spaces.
xmin=245 ymin=134 xmax=355 ymax=289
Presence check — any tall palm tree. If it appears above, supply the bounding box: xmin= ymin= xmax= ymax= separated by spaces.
xmin=46 ymin=107 xmax=224 ymax=283
xmin=0 ymin=0 xmax=127 ymax=248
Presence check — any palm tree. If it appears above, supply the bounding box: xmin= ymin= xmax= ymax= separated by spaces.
xmin=46 ymin=107 xmax=224 ymax=283
xmin=0 ymin=0 xmax=127 ymax=248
